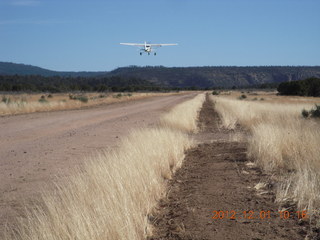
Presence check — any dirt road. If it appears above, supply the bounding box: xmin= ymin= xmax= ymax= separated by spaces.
xmin=0 ymin=93 xmax=196 ymax=232
xmin=149 ymin=96 xmax=307 ymax=240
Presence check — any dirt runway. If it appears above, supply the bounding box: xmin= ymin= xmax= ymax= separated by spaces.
xmin=0 ymin=93 xmax=196 ymax=232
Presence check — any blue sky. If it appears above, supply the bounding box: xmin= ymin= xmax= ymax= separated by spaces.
xmin=0 ymin=0 xmax=319 ymax=71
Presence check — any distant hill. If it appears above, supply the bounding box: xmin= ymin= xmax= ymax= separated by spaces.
xmin=0 ymin=62 xmax=106 ymax=77
xmin=0 ymin=75 xmax=158 ymax=92
xmin=109 ymin=66 xmax=320 ymax=88
xmin=1 ymin=62 xmax=320 ymax=88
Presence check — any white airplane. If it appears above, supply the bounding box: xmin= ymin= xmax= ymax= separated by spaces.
xmin=120 ymin=41 xmax=178 ymax=55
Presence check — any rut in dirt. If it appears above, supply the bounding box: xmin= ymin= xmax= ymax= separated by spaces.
xmin=148 ymin=95 xmax=306 ymax=240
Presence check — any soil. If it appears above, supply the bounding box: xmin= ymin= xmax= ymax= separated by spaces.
xmin=148 ymin=95 xmax=309 ymax=240
xmin=0 ymin=93 xmax=196 ymax=234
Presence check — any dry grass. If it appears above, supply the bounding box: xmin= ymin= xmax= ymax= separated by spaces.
xmin=211 ymin=95 xmax=320 ymax=217
xmin=161 ymin=93 xmax=205 ymax=133
xmin=0 ymin=92 xmax=183 ymax=116
xmin=5 ymin=94 xmax=204 ymax=240
xmin=217 ymin=90 xmax=320 ymax=104
xmin=212 ymin=96 xmax=314 ymax=130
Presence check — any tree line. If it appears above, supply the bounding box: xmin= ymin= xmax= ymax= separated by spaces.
xmin=277 ymin=77 xmax=320 ymax=97
xmin=0 ymin=75 xmax=171 ymax=92
xmin=2 ymin=74 xmax=319 ymax=94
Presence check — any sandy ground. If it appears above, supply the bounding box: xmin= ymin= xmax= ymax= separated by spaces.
xmin=149 ymin=95 xmax=310 ymax=240
xmin=0 ymin=93 xmax=196 ymax=232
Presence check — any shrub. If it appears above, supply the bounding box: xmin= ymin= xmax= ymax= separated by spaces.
xmin=1 ymin=96 xmax=11 ymax=104
xmin=47 ymin=94 xmax=53 ymax=98
xmin=113 ymin=93 xmax=123 ymax=98
xmin=38 ymin=98 xmax=48 ymax=103
xmin=69 ymin=94 xmax=88 ymax=103
xmin=301 ymin=109 xmax=310 ymax=118
xmin=310 ymin=104 xmax=320 ymax=118
xmin=302 ymin=104 xmax=320 ymax=118
xmin=77 ymin=96 xmax=88 ymax=103
xmin=238 ymin=94 xmax=247 ymax=100
xmin=212 ymin=90 xmax=220 ymax=95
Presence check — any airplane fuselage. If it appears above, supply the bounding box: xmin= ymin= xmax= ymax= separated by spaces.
xmin=142 ymin=42 xmax=152 ymax=52
xmin=140 ymin=42 xmax=154 ymax=55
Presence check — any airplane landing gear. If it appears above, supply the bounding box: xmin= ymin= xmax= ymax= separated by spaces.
xmin=148 ymin=52 xmax=150 ymax=55
xmin=140 ymin=52 xmax=142 ymax=56
xmin=154 ymin=52 xmax=156 ymax=56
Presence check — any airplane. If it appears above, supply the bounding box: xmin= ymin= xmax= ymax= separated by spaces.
xmin=120 ymin=41 xmax=178 ymax=55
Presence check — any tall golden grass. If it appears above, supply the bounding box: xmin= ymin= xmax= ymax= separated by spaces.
xmin=212 ymin=96 xmax=320 ymax=216
xmin=5 ymin=93 xmax=205 ymax=240
xmin=161 ymin=93 xmax=205 ymax=133
xmin=0 ymin=92 xmax=182 ymax=116
xmin=0 ymin=100 xmax=80 ymax=115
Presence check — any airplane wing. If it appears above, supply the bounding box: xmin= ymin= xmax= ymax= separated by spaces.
xmin=149 ymin=43 xmax=178 ymax=47
xmin=120 ymin=43 xmax=145 ymax=46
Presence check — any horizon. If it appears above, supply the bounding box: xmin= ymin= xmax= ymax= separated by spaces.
xmin=2 ymin=61 xmax=320 ymax=73
xmin=1 ymin=0 xmax=320 ymax=71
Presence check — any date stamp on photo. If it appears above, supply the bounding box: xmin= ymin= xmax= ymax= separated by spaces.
xmin=212 ymin=210 xmax=308 ymax=220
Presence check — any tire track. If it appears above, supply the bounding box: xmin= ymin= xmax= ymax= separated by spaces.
xmin=149 ymin=95 xmax=305 ymax=240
